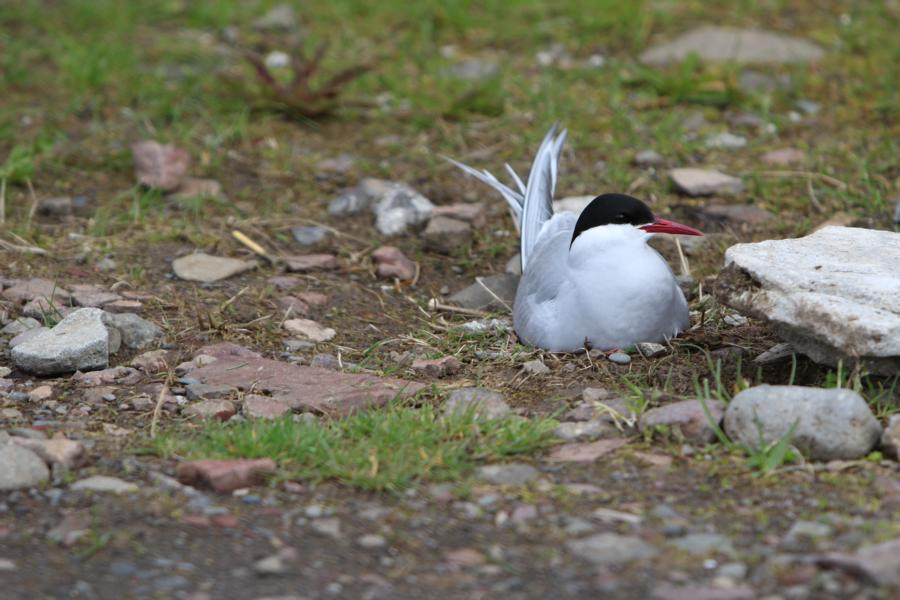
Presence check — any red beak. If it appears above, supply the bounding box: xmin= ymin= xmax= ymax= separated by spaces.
xmin=640 ymin=218 xmax=703 ymax=236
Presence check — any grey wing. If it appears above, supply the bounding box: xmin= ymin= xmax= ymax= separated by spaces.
xmin=520 ymin=125 xmax=567 ymax=271
xmin=513 ymin=213 xmax=576 ymax=342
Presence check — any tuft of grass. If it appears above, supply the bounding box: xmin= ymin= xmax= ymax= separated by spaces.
xmin=155 ymin=400 xmax=558 ymax=493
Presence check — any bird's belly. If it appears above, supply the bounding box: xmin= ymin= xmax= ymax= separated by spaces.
xmin=514 ymin=254 xmax=688 ymax=352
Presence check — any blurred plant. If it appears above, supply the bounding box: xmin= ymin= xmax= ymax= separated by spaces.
xmin=626 ymin=53 xmax=740 ymax=108
xmin=231 ymin=42 xmax=371 ymax=119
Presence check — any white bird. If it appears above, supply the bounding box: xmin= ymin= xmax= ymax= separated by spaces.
xmin=445 ymin=124 xmax=703 ymax=352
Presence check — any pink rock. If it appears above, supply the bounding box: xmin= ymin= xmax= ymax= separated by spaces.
xmin=184 ymin=399 xmax=236 ymax=421
xmin=183 ymin=355 xmax=425 ymax=417
xmin=510 ymin=503 xmax=538 ymax=523
xmin=72 ymin=367 xmax=142 ymax=386
xmin=633 ymin=452 xmax=673 ymax=469
xmin=130 ymin=349 xmax=171 ymax=374
xmin=411 ymin=356 xmax=462 ymax=378
xmin=1 ymin=278 xmax=70 ymax=304
xmin=195 ymin=343 xmax=262 ymax=360
xmin=243 ymin=395 xmax=292 ymax=419
xmin=12 ymin=433 xmax=85 ymax=468
xmin=638 ymin=399 xmax=725 ymax=444
xmin=276 ymin=296 xmax=310 ymax=316
xmin=68 ymin=284 xmax=121 ymax=308
xmin=268 ymin=276 xmax=302 ymax=291
xmin=22 ymin=297 xmax=71 ymax=319
xmin=652 ymin=584 xmax=756 ymax=600
xmin=372 ymin=246 xmax=416 ymax=281
xmin=432 ymin=203 xmax=485 ymax=225
xmin=761 ymin=148 xmax=805 ymax=166
xmin=132 ymin=141 xmax=190 ymax=191
xmin=103 ymin=300 xmax=144 ymax=314
xmin=444 ymin=548 xmax=486 ymax=568
xmin=295 ymin=292 xmax=329 ymax=307
xmin=547 ymin=438 xmax=629 ymax=463
xmin=176 ymin=458 xmax=277 ymax=492
xmin=28 ymin=385 xmax=54 ymax=402
xmin=283 ymin=254 xmax=338 ymax=272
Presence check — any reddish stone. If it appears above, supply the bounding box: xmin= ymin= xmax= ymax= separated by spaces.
xmin=72 ymin=367 xmax=142 ymax=387
xmin=638 ymin=399 xmax=725 ymax=444
xmin=243 ymin=395 xmax=292 ymax=419
xmin=295 ymin=292 xmax=328 ymax=307
xmin=372 ymin=246 xmax=416 ymax=281
xmin=195 ymin=343 xmax=262 ymax=360
xmin=184 ymin=399 xmax=236 ymax=421
xmin=183 ymin=354 xmax=425 ymax=417
xmin=283 ymin=254 xmax=338 ymax=272
xmin=12 ymin=433 xmax=85 ymax=468
xmin=176 ymin=458 xmax=277 ymax=492
xmin=444 ymin=548 xmax=486 ymax=568
xmin=267 ymin=276 xmax=301 ymax=291
xmin=68 ymin=284 xmax=121 ymax=308
xmin=103 ymin=300 xmax=144 ymax=314
xmin=547 ymin=438 xmax=629 ymax=463
xmin=432 ymin=202 xmax=485 ymax=225
xmin=1 ymin=278 xmax=70 ymax=304
xmin=411 ymin=356 xmax=462 ymax=378
xmin=276 ymin=295 xmax=310 ymax=316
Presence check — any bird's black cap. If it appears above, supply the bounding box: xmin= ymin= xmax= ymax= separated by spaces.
xmin=570 ymin=194 xmax=654 ymax=246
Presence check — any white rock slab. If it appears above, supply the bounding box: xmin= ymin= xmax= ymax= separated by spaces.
xmin=670 ymin=168 xmax=745 ymax=196
xmin=11 ymin=308 xmax=111 ymax=375
xmin=284 ymin=318 xmax=336 ymax=342
xmin=641 ymin=26 xmax=825 ymax=65
xmin=172 ymin=253 xmax=257 ymax=283
xmin=716 ymin=226 xmax=900 ymax=374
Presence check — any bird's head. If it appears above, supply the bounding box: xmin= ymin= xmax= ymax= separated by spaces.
xmin=570 ymin=193 xmax=702 ymax=248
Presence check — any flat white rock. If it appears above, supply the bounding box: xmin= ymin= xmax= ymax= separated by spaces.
xmin=11 ymin=308 xmax=110 ymax=375
xmin=717 ymin=226 xmax=900 ymax=374
xmin=71 ymin=475 xmax=139 ymax=493
xmin=284 ymin=318 xmax=336 ymax=342
xmin=670 ymin=168 xmax=745 ymax=196
xmin=641 ymin=26 xmax=825 ymax=65
xmin=172 ymin=253 xmax=257 ymax=283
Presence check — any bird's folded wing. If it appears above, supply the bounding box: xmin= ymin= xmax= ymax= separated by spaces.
xmin=520 ymin=213 xmax=577 ymax=305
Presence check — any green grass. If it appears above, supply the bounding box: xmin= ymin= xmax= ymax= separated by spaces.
xmin=155 ymin=400 xmax=558 ymax=493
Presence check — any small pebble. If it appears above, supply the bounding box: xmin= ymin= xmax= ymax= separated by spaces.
xmin=607 ymin=352 xmax=631 ymax=365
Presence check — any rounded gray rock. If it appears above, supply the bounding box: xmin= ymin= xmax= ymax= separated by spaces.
xmin=0 ymin=444 xmax=50 ymax=490
xmin=724 ymin=385 xmax=881 ymax=461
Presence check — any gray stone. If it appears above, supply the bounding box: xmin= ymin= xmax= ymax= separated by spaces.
xmin=317 ymin=154 xmax=355 ymax=173
xmin=566 ymin=533 xmax=658 ymax=564
xmin=443 ymin=388 xmax=511 ymax=420
xmin=761 ymin=148 xmax=806 ymax=166
xmin=696 ymin=204 xmax=774 ymax=226
xmin=715 ymin=226 xmax=900 ymax=374
xmin=172 ymin=253 xmax=256 ymax=283
xmin=553 ymin=420 xmax=614 ymax=441
xmin=634 ymin=150 xmax=665 ymax=167
xmin=636 ymin=342 xmax=667 ymax=358
xmin=328 ymin=187 xmax=372 ymax=216
xmin=449 ymin=273 xmax=518 ymax=311
xmin=445 ymin=58 xmax=499 ymax=81
xmin=291 ymin=226 xmax=329 ymax=246
xmin=11 ymin=308 xmax=110 ymax=375
xmin=474 ymin=463 xmax=539 ymax=485
xmin=1 ymin=317 xmax=42 ymax=336
xmin=705 ymin=132 xmax=747 ymax=149
xmin=422 ymin=216 xmax=471 ymax=254
xmin=738 ymin=70 xmax=792 ymax=93
xmin=71 ymin=475 xmax=138 ymax=493
xmin=782 ymin=520 xmax=833 ymax=550
xmin=881 ymin=415 xmax=900 ymax=460
xmin=253 ymin=3 xmax=296 ymax=30
xmin=103 ymin=312 xmax=162 ymax=350
xmin=641 ymin=26 xmax=825 ymax=65
xmin=310 ymin=517 xmax=342 ymax=538
xmin=373 ymin=184 xmax=434 ymax=235
xmin=9 ymin=326 xmax=49 ymax=348
xmin=521 ymin=359 xmax=550 ymax=375
xmin=0 ymin=444 xmax=49 ymax=490
xmin=505 ymin=254 xmax=522 ymax=275
xmin=669 ymin=533 xmax=735 ymax=556
xmin=607 ymin=352 xmax=631 ymax=365
xmin=357 ymin=534 xmax=386 ymax=549
xmin=724 ymin=385 xmax=882 ymax=461
xmin=816 ymin=537 xmax=900 ymax=587
xmin=670 ymin=168 xmax=745 ymax=196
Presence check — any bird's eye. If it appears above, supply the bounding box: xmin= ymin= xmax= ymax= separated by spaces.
xmin=615 ymin=213 xmax=628 ymax=223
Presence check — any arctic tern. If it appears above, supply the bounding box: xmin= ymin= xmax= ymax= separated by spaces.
xmin=446 ymin=124 xmax=703 ymax=352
